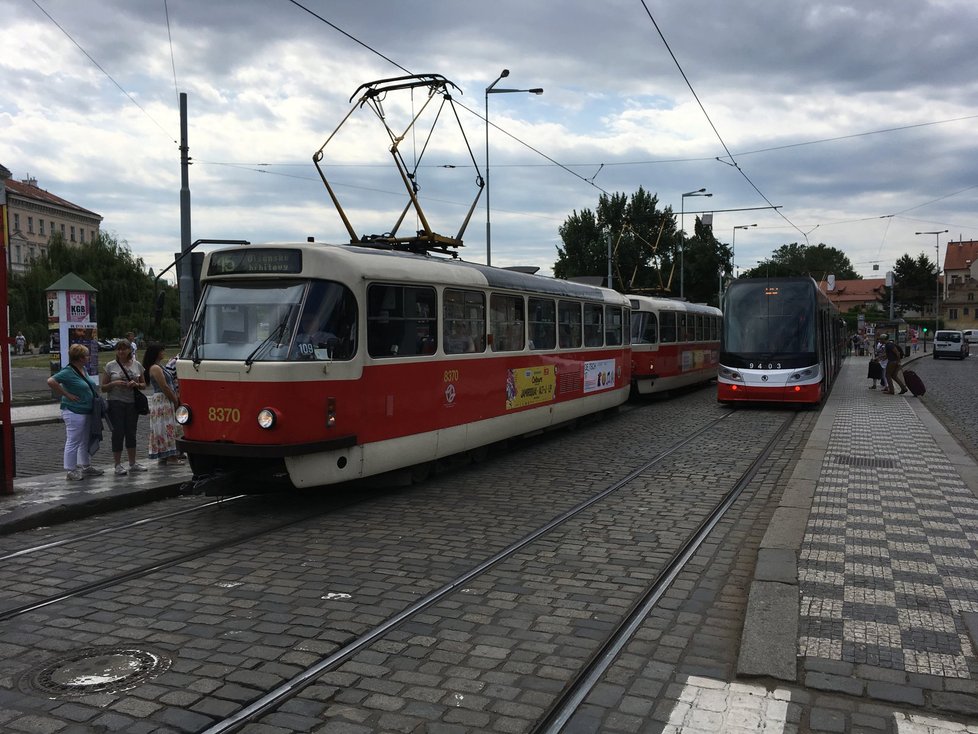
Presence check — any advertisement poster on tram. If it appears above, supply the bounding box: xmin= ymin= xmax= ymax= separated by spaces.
xmin=583 ymin=359 xmax=616 ymax=393
xmin=505 ymin=365 xmax=556 ymax=410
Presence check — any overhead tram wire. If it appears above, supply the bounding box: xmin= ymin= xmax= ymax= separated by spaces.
xmin=30 ymin=0 xmax=177 ymax=145
xmin=164 ymin=0 xmax=180 ymax=108
xmin=639 ymin=0 xmax=808 ymax=243
xmin=285 ymin=0 xmax=610 ymax=198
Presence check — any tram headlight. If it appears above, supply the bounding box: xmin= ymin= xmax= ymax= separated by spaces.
xmin=719 ymin=366 xmax=743 ymax=382
xmin=790 ymin=368 xmax=814 ymax=381
xmin=257 ymin=408 xmax=278 ymax=429
xmin=175 ymin=405 xmax=191 ymax=425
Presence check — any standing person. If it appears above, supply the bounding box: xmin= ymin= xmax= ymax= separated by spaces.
xmin=126 ymin=330 xmax=139 ymax=361
xmin=142 ymin=342 xmax=184 ymax=465
xmin=875 ymin=334 xmax=889 ymax=392
xmin=882 ymin=336 xmax=909 ymax=395
xmin=102 ymin=339 xmax=147 ymax=475
xmin=14 ymin=331 xmax=26 ymax=355
xmin=46 ymin=343 xmax=104 ymax=480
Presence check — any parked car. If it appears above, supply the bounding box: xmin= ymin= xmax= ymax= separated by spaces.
xmin=98 ymin=338 xmax=120 ymax=352
xmin=933 ymin=330 xmax=969 ymax=360
xmin=963 ymin=329 xmax=978 ymax=345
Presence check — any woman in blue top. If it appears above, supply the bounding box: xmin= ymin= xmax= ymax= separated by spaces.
xmin=46 ymin=343 xmax=105 ymax=481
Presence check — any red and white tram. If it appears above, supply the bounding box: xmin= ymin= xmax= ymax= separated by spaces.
xmin=175 ymin=242 xmax=632 ymax=490
xmin=628 ymin=295 xmax=722 ymax=395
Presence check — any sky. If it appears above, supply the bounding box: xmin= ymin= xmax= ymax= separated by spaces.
xmin=2 ymin=0 xmax=976 ymax=286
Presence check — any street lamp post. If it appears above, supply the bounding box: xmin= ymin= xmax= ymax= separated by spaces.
xmin=680 ymin=188 xmax=712 ymax=299
xmin=731 ymin=224 xmax=756 ymax=279
xmin=916 ymin=229 xmax=948 ymax=343
xmin=485 ymin=69 xmax=543 ymax=267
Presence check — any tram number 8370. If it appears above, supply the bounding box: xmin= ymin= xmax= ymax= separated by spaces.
xmin=208 ymin=407 xmax=241 ymax=423
xmin=748 ymin=362 xmax=782 ymax=370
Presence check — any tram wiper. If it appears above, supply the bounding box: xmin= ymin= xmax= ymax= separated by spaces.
xmin=244 ymin=314 xmax=292 ymax=369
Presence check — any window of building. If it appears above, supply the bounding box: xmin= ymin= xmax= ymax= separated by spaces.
xmin=14 ymin=245 xmax=21 ymax=263
xmin=489 ymin=293 xmax=525 ymax=352
xmin=27 ymin=217 xmax=33 ymax=233
xmin=443 ymin=288 xmax=485 ymax=354
xmin=70 ymin=226 xmax=76 ymax=242
xmin=39 ymin=219 xmax=45 ymax=236
xmin=28 ymin=247 xmax=35 ymax=261
xmin=80 ymin=229 xmax=86 ymax=243
xmin=60 ymin=224 xmax=65 ymax=236
xmin=949 ymin=308 xmax=959 ymax=320
xmin=969 ymin=292 xmax=974 ymax=302
xmin=13 ymin=214 xmax=19 ymax=231
xmin=528 ymin=298 xmax=556 ymax=350
xmin=965 ymin=307 xmax=970 ymax=316
xmin=558 ymin=301 xmax=582 ymax=348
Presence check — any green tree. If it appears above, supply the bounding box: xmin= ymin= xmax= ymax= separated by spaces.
xmin=9 ymin=231 xmax=180 ymax=346
xmin=554 ymin=187 xmax=680 ymax=293
xmin=891 ymin=252 xmax=937 ymax=314
xmin=682 ymin=217 xmax=730 ymax=307
xmin=739 ymin=243 xmax=858 ymax=280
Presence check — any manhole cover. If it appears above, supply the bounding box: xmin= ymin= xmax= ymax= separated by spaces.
xmin=25 ymin=645 xmax=171 ymax=696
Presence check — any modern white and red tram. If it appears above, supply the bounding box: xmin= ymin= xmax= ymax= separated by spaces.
xmin=717 ymin=276 xmax=845 ymax=405
xmin=628 ymin=295 xmax=722 ymax=395
xmin=174 ymin=242 xmax=632 ymax=490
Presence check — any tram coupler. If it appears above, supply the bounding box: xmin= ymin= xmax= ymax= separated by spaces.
xmin=186 ymin=471 xmax=237 ymax=496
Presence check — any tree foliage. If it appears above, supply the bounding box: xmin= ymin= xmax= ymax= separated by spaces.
xmin=9 ymin=231 xmax=180 ymax=347
xmin=738 ymin=242 xmax=858 ymax=281
xmin=553 ymin=187 xmax=729 ymax=305
xmin=890 ymin=252 xmax=937 ymax=314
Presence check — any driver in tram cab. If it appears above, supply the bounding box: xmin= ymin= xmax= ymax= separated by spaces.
xmin=293 ymin=312 xmax=336 ymax=359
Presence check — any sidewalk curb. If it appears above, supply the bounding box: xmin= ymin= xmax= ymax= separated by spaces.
xmin=0 ymin=481 xmax=188 ymax=536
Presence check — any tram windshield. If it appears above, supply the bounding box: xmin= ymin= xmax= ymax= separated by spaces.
xmin=724 ymin=281 xmax=815 ymax=357
xmin=183 ymin=279 xmax=357 ymax=362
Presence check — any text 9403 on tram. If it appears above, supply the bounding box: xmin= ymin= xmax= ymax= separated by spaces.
xmin=717 ymin=276 xmax=845 ymax=405
xmin=174 ymin=242 xmax=632 ymax=492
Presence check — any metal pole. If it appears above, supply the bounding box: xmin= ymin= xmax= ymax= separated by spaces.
xmin=607 ymin=230 xmax=613 ymax=290
xmin=178 ymin=92 xmax=194 ymax=337
xmin=484 ymin=87 xmax=492 ymax=267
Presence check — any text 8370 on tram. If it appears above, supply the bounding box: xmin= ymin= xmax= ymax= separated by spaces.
xmin=174 ymin=242 xmax=632 ymax=491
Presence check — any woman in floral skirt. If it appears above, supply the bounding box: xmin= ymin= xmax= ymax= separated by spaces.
xmin=141 ymin=342 xmax=184 ymax=465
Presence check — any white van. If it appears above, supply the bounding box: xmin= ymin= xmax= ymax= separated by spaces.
xmin=934 ymin=330 xmax=969 ymax=360
xmin=963 ymin=329 xmax=978 ymax=345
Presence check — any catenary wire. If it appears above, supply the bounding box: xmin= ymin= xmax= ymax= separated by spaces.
xmin=164 ymin=0 xmax=180 ymax=108
xmin=30 ymin=0 xmax=177 ymax=144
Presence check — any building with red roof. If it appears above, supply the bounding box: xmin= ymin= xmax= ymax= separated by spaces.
xmin=943 ymin=239 xmax=978 ymax=330
xmin=0 ymin=164 xmax=102 ymax=274
xmin=818 ymin=277 xmax=886 ymax=312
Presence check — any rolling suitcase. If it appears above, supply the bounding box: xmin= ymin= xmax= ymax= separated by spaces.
xmin=903 ymin=369 xmax=925 ymax=397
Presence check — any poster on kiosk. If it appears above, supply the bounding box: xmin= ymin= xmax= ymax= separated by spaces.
xmin=45 ymin=274 xmax=99 ymax=377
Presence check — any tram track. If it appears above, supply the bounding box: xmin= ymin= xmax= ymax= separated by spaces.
xmin=202 ymin=408 xmax=795 ymax=733
xmin=0 ymin=394 xmax=809 ymax=733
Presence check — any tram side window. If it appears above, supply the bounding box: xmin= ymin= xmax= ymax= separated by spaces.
xmin=605 ymin=305 xmax=623 ymax=345
xmin=367 ymin=284 xmax=437 ymax=358
xmin=631 ymin=311 xmax=658 ymax=344
xmin=490 ymin=294 xmax=525 ymax=352
xmin=443 ymin=288 xmax=485 ymax=354
xmin=584 ymin=303 xmax=604 ymax=347
xmin=660 ymin=311 xmax=677 ymax=343
xmin=291 ymin=281 xmax=358 ymax=361
xmin=558 ymin=300 xmax=582 ymax=349
xmin=694 ymin=314 xmax=704 ymax=342
xmin=528 ymin=298 xmax=556 ymax=350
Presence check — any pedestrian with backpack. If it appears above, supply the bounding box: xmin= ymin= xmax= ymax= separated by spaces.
xmin=882 ymin=336 xmax=908 ymax=395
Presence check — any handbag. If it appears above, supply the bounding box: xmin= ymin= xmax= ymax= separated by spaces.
xmin=118 ymin=360 xmax=150 ymax=415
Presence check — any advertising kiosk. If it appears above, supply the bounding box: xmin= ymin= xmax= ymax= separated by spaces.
xmin=45 ymin=273 xmax=99 ymax=376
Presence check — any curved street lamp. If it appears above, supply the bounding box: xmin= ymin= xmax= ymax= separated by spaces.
xmin=680 ymin=188 xmax=712 ymax=299
xmin=731 ymin=224 xmax=757 ymax=279
xmin=485 ymin=69 xmax=543 ymax=267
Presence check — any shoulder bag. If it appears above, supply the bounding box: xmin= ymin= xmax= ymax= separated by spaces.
xmin=117 ymin=360 xmax=149 ymax=415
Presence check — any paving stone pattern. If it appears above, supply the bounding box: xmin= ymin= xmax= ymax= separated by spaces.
xmin=800 ymin=372 xmax=978 ymax=678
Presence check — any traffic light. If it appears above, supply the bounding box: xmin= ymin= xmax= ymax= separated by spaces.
xmin=923 ymin=327 xmax=928 ymax=333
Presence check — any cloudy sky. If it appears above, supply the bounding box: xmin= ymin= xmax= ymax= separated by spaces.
xmin=2 ymin=0 xmax=976 ymax=285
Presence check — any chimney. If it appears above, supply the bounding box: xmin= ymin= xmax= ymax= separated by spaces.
xmin=22 ymin=174 xmax=38 ymax=187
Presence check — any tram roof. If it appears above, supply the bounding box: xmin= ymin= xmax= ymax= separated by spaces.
xmin=203 ymin=242 xmax=631 ymax=305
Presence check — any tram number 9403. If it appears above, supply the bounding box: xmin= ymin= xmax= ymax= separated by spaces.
xmin=748 ymin=362 xmax=782 ymax=370
xmin=208 ymin=407 xmax=241 ymax=423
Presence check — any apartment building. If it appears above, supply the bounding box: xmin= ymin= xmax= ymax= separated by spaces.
xmin=0 ymin=163 xmax=103 ymax=274
xmin=942 ymin=239 xmax=978 ymax=330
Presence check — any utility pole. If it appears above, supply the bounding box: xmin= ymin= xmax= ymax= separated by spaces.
xmin=178 ymin=93 xmax=194 ymax=337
